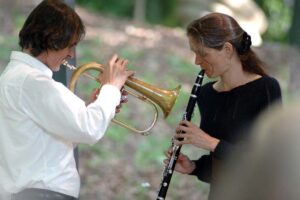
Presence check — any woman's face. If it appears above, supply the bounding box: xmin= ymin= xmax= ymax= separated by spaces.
xmin=188 ymin=36 xmax=230 ymax=78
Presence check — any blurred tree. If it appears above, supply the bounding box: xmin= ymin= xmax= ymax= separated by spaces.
xmin=146 ymin=0 xmax=178 ymax=26
xmin=76 ymin=0 xmax=179 ymax=27
xmin=77 ymin=0 xmax=294 ymax=37
xmin=0 ymin=0 xmax=41 ymax=34
xmin=0 ymin=0 xmax=15 ymax=34
xmin=254 ymin=0 xmax=293 ymax=42
xmin=254 ymin=0 xmax=264 ymax=7
xmin=76 ymin=0 xmax=134 ymax=18
xmin=287 ymin=0 xmax=300 ymax=98
xmin=288 ymin=0 xmax=300 ymax=47
xmin=133 ymin=0 xmax=146 ymax=24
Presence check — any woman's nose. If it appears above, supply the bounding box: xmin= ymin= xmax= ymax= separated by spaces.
xmin=195 ymin=56 xmax=203 ymax=65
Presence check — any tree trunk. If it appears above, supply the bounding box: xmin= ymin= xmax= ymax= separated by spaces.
xmin=288 ymin=0 xmax=300 ymax=46
xmin=134 ymin=0 xmax=146 ymax=25
xmin=0 ymin=0 xmax=15 ymax=34
xmin=288 ymin=0 xmax=300 ymax=97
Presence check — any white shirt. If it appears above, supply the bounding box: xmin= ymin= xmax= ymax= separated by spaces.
xmin=0 ymin=51 xmax=121 ymax=198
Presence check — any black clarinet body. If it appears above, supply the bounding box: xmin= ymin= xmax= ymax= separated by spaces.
xmin=156 ymin=70 xmax=205 ymax=200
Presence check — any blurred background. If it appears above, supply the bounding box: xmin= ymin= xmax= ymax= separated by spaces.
xmin=0 ymin=0 xmax=299 ymax=199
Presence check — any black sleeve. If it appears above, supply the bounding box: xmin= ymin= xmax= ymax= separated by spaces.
xmin=189 ymin=154 xmax=212 ymax=183
xmin=267 ymin=77 xmax=282 ymax=105
xmin=213 ymin=139 xmax=235 ymax=160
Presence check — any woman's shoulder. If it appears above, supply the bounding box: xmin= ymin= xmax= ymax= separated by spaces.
xmin=238 ymin=75 xmax=280 ymax=90
xmin=258 ymin=75 xmax=281 ymax=89
xmin=260 ymin=75 xmax=279 ymax=83
xmin=248 ymin=75 xmax=282 ymax=102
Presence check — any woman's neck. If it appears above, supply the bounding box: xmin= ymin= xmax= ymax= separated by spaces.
xmin=214 ymin=64 xmax=261 ymax=92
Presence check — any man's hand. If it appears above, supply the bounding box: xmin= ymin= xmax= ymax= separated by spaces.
xmin=115 ymin=87 xmax=128 ymax=113
xmin=100 ymin=54 xmax=134 ymax=90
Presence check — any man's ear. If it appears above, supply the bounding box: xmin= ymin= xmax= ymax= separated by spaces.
xmin=223 ymin=42 xmax=234 ymax=58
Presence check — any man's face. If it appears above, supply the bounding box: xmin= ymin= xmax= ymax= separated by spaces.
xmin=42 ymin=42 xmax=77 ymax=72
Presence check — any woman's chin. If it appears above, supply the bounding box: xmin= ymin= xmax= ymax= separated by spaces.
xmin=205 ymin=71 xmax=212 ymax=78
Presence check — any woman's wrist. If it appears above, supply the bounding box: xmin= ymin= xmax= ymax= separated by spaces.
xmin=187 ymin=160 xmax=196 ymax=174
xmin=210 ymin=137 xmax=220 ymax=152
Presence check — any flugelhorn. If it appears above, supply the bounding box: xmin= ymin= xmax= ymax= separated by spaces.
xmin=63 ymin=61 xmax=181 ymax=135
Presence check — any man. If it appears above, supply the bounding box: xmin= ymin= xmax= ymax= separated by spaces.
xmin=0 ymin=0 xmax=134 ymax=199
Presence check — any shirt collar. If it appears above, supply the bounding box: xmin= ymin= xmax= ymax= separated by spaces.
xmin=10 ymin=51 xmax=53 ymax=78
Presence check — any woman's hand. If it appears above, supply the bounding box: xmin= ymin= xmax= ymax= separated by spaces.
xmin=174 ymin=120 xmax=220 ymax=152
xmin=163 ymin=148 xmax=196 ymax=174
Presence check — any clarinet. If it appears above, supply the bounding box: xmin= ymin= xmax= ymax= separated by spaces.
xmin=156 ymin=70 xmax=205 ymax=200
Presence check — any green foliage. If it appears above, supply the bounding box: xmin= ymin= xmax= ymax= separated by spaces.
xmin=76 ymin=0 xmax=134 ymax=18
xmin=79 ymin=143 xmax=114 ymax=162
xmin=167 ymin=55 xmax=198 ymax=77
xmin=76 ymin=0 xmax=294 ymax=41
xmin=165 ymin=55 xmax=204 ymax=126
xmin=118 ymin=47 xmax=145 ymax=70
xmin=134 ymin=136 xmax=171 ymax=170
xmin=14 ymin=12 xmax=26 ymax=30
xmin=0 ymin=12 xmax=24 ymax=64
xmin=106 ymin=125 xmax=131 ymax=142
xmin=146 ymin=0 xmax=178 ymax=26
xmin=77 ymin=39 xmax=102 ymax=65
xmin=76 ymin=0 xmax=179 ymax=27
xmin=288 ymin=0 xmax=300 ymax=47
xmin=133 ymin=184 xmax=151 ymax=199
xmin=254 ymin=0 xmax=293 ymax=42
xmin=0 ymin=35 xmax=18 ymax=62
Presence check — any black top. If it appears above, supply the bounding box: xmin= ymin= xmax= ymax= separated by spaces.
xmin=190 ymin=75 xmax=282 ymax=184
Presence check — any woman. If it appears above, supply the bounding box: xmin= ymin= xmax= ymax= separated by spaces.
xmin=165 ymin=12 xmax=282 ymax=199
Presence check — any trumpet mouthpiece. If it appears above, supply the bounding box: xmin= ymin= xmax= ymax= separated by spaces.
xmin=62 ymin=60 xmax=77 ymax=70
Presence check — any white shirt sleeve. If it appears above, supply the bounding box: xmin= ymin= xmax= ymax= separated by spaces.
xmin=21 ymin=72 xmax=121 ymax=144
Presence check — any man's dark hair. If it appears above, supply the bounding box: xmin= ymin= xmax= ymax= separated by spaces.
xmin=19 ymin=0 xmax=85 ymax=56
